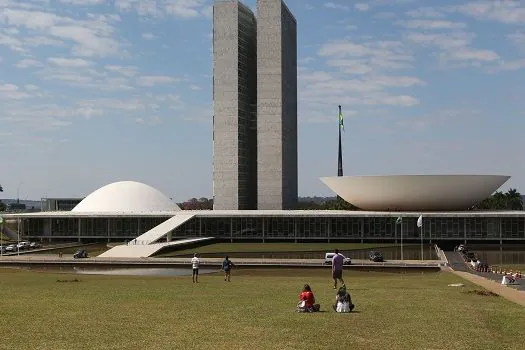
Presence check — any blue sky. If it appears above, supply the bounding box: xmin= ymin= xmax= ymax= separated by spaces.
xmin=1 ymin=0 xmax=525 ymax=201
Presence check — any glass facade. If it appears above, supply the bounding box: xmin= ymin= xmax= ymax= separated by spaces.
xmin=16 ymin=214 xmax=525 ymax=242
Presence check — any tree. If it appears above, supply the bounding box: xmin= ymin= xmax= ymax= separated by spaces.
xmin=472 ymin=188 xmax=523 ymax=211
xmin=0 ymin=184 xmax=3 ymax=192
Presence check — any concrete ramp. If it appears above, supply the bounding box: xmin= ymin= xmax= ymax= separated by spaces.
xmin=132 ymin=214 xmax=195 ymax=244
xmin=98 ymin=237 xmax=213 ymax=258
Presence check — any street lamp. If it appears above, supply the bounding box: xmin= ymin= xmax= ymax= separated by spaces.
xmin=16 ymin=181 xmax=25 ymax=205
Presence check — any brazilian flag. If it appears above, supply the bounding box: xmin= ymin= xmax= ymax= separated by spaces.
xmin=339 ymin=109 xmax=344 ymax=131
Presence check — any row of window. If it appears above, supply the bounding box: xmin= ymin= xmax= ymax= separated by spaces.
xmin=20 ymin=217 xmax=525 ymax=239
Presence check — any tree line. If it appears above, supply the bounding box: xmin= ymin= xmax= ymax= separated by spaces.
xmin=471 ymin=188 xmax=523 ymax=211
xmin=177 ymin=190 xmax=523 ymax=211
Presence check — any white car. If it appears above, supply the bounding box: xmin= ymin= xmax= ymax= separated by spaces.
xmin=324 ymin=252 xmax=351 ymax=265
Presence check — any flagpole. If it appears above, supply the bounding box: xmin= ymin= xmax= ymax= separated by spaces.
xmin=337 ymin=105 xmax=343 ymax=177
xmin=420 ymin=224 xmax=423 ymax=261
xmin=401 ymin=220 xmax=404 ymax=261
xmin=0 ymin=220 xmax=3 ymax=257
xmin=17 ymin=218 xmax=20 ymax=256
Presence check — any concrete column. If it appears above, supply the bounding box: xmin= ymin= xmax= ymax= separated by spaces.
xmin=262 ymin=217 xmax=265 ymax=243
xmin=464 ymin=218 xmax=467 ymax=245
xmin=327 ymin=218 xmax=331 ymax=243
xmin=107 ymin=218 xmax=110 ymax=243
xmin=499 ymin=217 xmax=503 ymax=246
xmin=167 ymin=230 xmax=172 ymax=242
xmin=78 ymin=218 xmax=81 ymax=243
xmin=360 ymin=217 xmax=364 ymax=243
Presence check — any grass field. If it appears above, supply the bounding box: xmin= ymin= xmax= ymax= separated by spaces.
xmin=160 ymin=242 xmax=403 ymax=257
xmin=0 ymin=268 xmax=523 ymax=350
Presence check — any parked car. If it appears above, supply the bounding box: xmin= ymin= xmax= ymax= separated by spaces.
xmin=29 ymin=242 xmax=41 ymax=249
xmin=73 ymin=249 xmax=88 ymax=259
xmin=369 ymin=251 xmax=384 ymax=262
xmin=5 ymin=244 xmax=17 ymax=252
xmin=324 ymin=252 xmax=351 ymax=265
xmin=17 ymin=241 xmax=30 ymax=250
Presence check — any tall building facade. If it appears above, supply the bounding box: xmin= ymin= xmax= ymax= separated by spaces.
xmin=256 ymin=0 xmax=298 ymax=210
xmin=212 ymin=0 xmax=297 ymax=210
xmin=212 ymin=0 xmax=258 ymax=210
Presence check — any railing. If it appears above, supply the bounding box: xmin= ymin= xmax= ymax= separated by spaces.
xmin=127 ymin=240 xmax=152 ymax=246
xmin=433 ymin=244 xmax=448 ymax=266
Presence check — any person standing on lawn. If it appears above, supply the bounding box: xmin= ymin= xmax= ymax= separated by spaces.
xmin=191 ymin=253 xmax=200 ymax=283
xmin=332 ymin=249 xmax=346 ymax=289
xmin=221 ymin=256 xmax=234 ymax=282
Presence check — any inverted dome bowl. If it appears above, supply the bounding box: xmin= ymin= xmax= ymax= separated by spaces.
xmin=320 ymin=175 xmax=510 ymax=211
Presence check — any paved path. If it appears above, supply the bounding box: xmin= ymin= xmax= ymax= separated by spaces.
xmin=444 ymin=251 xmax=525 ymax=306
xmin=0 ymin=254 xmax=442 ymax=268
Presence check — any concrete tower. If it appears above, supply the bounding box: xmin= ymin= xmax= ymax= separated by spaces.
xmin=212 ymin=0 xmax=258 ymax=210
xmin=256 ymin=0 xmax=298 ymax=210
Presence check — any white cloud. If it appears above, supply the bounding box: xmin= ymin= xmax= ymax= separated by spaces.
xmin=58 ymin=0 xmax=104 ymax=5
xmin=48 ymin=57 xmax=92 ymax=67
xmin=405 ymin=32 xmax=500 ymax=64
xmin=355 ymin=3 xmax=370 ymax=12
xmin=135 ymin=115 xmax=161 ymax=125
xmin=137 ymin=75 xmax=179 ymax=86
xmin=406 ymin=7 xmax=444 ymax=18
xmin=24 ymin=84 xmax=39 ymax=91
xmin=142 ymin=32 xmax=158 ymax=40
xmin=105 ymin=65 xmax=138 ymax=77
xmin=396 ymin=20 xmax=467 ymax=30
xmin=36 ymin=66 xmax=135 ymax=91
xmin=0 ymin=8 xmax=124 ymax=57
xmin=324 ymin=2 xmax=350 ymax=11
xmin=491 ymin=59 xmax=525 ymax=72
xmin=15 ymin=58 xmax=43 ymax=68
xmin=115 ymin=0 xmax=211 ymax=18
xmin=450 ymin=1 xmax=525 ymax=25
xmin=0 ymin=83 xmax=31 ymax=100
xmin=189 ymin=84 xmax=201 ymax=90
xmin=508 ymin=32 xmax=525 ymax=50
xmin=319 ymin=39 xmax=414 ymax=73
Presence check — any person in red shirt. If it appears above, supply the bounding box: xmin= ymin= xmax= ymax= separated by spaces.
xmin=297 ymin=284 xmax=320 ymax=312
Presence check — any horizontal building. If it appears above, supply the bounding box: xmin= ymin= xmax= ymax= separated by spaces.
xmin=2 ymin=180 xmax=524 ymax=257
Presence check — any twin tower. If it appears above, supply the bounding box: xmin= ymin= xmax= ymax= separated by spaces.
xmin=212 ymin=0 xmax=298 ymax=210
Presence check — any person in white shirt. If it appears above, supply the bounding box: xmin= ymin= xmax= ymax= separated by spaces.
xmin=191 ymin=253 xmax=200 ymax=283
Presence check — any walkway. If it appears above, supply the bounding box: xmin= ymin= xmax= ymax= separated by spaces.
xmin=444 ymin=251 xmax=525 ymax=306
xmin=0 ymin=255 xmax=442 ymax=268
xmin=97 ymin=237 xmax=213 ymax=258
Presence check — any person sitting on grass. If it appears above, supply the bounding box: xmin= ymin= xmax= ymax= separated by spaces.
xmin=297 ymin=284 xmax=320 ymax=312
xmin=333 ymin=285 xmax=354 ymax=313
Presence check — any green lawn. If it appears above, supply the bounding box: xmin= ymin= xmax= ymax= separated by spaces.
xmin=160 ymin=242 xmax=403 ymax=257
xmin=0 ymin=268 xmax=523 ymax=350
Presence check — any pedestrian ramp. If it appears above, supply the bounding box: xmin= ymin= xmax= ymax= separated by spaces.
xmin=98 ymin=237 xmax=213 ymax=258
xmin=133 ymin=214 xmax=196 ymax=245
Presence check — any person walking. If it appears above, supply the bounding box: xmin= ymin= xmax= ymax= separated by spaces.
xmin=331 ymin=249 xmax=346 ymax=289
xmin=221 ymin=255 xmax=234 ymax=282
xmin=191 ymin=253 xmax=200 ymax=283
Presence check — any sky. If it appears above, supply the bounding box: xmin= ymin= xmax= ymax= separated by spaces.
xmin=1 ymin=0 xmax=525 ymax=201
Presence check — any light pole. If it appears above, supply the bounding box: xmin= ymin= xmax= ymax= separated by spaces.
xmin=17 ymin=217 xmax=20 ymax=256
xmin=0 ymin=216 xmax=3 ymax=257
xmin=16 ymin=181 xmax=25 ymax=205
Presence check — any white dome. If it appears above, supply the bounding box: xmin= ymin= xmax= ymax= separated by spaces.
xmin=72 ymin=181 xmax=181 ymax=213
xmin=321 ymin=175 xmax=510 ymax=211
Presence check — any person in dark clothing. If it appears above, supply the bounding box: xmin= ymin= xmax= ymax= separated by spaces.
xmin=221 ymin=256 xmax=234 ymax=282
